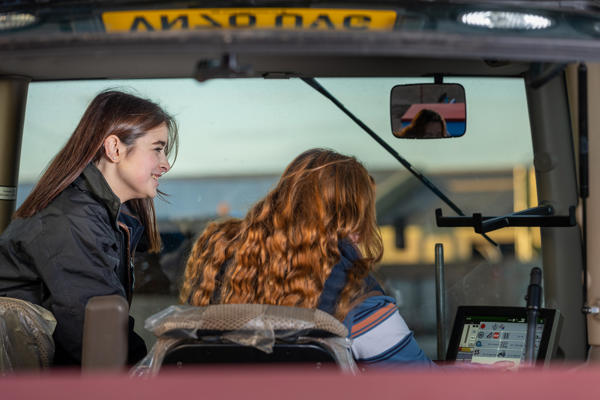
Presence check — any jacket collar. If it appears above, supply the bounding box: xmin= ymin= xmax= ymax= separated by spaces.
xmin=80 ymin=163 xmax=122 ymax=224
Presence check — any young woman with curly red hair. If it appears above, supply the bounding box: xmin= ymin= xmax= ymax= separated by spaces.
xmin=180 ymin=148 xmax=433 ymax=367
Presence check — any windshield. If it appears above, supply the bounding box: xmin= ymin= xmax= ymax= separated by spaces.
xmin=18 ymin=76 xmax=538 ymax=358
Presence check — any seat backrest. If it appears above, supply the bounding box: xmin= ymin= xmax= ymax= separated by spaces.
xmin=132 ymin=304 xmax=356 ymax=376
xmin=162 ymin=342 xmax=339 ymax=365
xmin=0 ymin=297 xmax=56 ymax=372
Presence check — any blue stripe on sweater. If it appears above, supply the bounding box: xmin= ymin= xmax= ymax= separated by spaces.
xmin=316 ymin=240 xmax=382 ymax=315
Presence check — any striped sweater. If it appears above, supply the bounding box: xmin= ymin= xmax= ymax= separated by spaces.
xmin=317 ymin=240 xmax=434 ymax=367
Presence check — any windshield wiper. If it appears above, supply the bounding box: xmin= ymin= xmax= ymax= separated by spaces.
xmin=301 ymin=77 xmax=498 ymax=247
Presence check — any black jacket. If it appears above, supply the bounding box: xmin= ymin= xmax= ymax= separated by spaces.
xmin=0 ymin=164 xmax=146 ymax=365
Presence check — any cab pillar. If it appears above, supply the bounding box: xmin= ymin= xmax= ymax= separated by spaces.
xmin=527 ymin=66 xmax=587 ymax=360
xmin=584 ymin=63 xmax=600 ymax=361
xmin=0 ymin=76 xmax=29 ymax=234
xmin=568 ymin=63 xmax=600 ymax=360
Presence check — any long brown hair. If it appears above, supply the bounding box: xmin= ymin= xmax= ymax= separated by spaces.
xmin=15 ymin=90 xmax=178 ymax=252
xmin=180 ymin=148 xmax=383 ymax=320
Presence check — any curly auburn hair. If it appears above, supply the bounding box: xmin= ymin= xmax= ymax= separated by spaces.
xmin=179 ymin=148 xmax=383 ymax=320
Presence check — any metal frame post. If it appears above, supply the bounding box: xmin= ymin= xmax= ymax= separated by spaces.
xmin=0 ymin=76 xmax=29 ymax=233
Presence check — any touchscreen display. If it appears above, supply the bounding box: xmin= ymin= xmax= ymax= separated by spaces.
xmin=455 ymin=315 xmax=544 ymax=366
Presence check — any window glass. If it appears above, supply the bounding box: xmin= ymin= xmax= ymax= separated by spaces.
xmin=19 ymin=77 xmax=538 ymax=357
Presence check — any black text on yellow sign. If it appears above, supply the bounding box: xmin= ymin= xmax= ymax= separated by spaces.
xmin=102 ymin=8 xmax=398 ymax=32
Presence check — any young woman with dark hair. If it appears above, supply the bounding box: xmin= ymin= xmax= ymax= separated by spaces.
xmin=180 ymin=148 xmax=433 ymax=367
xmin=0 ymin=90 xmax=178 ymax=366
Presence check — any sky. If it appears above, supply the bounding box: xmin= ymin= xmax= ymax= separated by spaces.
xmin=18 ymin=77 xmax=533 ymax=183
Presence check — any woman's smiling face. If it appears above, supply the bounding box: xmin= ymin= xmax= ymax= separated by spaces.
xmin=115 ymin=123 xmax=170 ymax=201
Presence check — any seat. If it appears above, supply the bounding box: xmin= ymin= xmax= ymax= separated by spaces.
xmin=132 ymin=304 xmax=357 ymax=376
xmin=0 ymin=297 xmax=56 ymax=372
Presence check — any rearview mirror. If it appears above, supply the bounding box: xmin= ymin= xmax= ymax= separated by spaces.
xmin=390 ymin=83 xmax=466 ymax=138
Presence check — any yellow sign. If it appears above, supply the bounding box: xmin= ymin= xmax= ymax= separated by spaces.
xmin=102 ymin=8 xmax=398 ymax=32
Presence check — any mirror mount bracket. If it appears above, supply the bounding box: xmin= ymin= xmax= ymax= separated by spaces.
xmin=195 ymin=53 xmax=253 ymax=82
xmin=435 ymin=205 xmax=576 ymax=234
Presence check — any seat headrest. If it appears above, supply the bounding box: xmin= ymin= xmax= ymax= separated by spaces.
xmin=145 ymin=304 xmax=348 ymax=338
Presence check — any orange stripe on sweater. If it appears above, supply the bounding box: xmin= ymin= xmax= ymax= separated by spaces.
xmin=350 ymin=307 xmax=396 ymax=338
xmin=350 ymin=303 xmax=396 ymax=338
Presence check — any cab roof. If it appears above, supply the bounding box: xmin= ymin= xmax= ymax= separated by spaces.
xmin=1 ymin=0 xmax=600 ymax=80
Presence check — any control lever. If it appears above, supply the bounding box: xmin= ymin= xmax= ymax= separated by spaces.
xmin=524 ymin=267 xmax=542 ymax=365
xmin=435 ymin=243 xmax=446 ymax=361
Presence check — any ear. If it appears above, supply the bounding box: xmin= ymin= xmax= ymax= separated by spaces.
xmin=103 ymin=135 xmax=123 ymax=163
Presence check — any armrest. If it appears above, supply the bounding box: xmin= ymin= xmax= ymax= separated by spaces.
xmin=82 ymin=295 xmax=128 ymax=370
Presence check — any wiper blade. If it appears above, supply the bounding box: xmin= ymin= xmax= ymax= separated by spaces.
xmin=301 ymin=77 xmax=497 ymax=247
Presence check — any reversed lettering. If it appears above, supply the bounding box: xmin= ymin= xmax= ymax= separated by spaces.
xmin=129 ymin=16 xmax=155 ymax=31
xmin=229 ymin=13 xmax=256 ymax=27
xmin=309 ymin=14 xmax=335 ymax=29
xmin=344 ymin=15 xmax=371 ymax=30
xmin=161 ymin=15 xmax=189 ymax=30
xmin=198 ymin=14 xmax=222 ymax=28
xmin=275 ymin=13 xmax=303 ymax=28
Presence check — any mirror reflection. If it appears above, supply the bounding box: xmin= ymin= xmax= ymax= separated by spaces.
xmin=391 ymin=83 xmax=466 ymax=138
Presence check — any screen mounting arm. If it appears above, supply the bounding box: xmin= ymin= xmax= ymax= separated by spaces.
xmin=436 ymin=205 xmax=576 ymax=234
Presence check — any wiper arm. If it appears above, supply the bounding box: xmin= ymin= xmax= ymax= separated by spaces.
xmin=301 ymin=77 xmax=497 ymax=247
